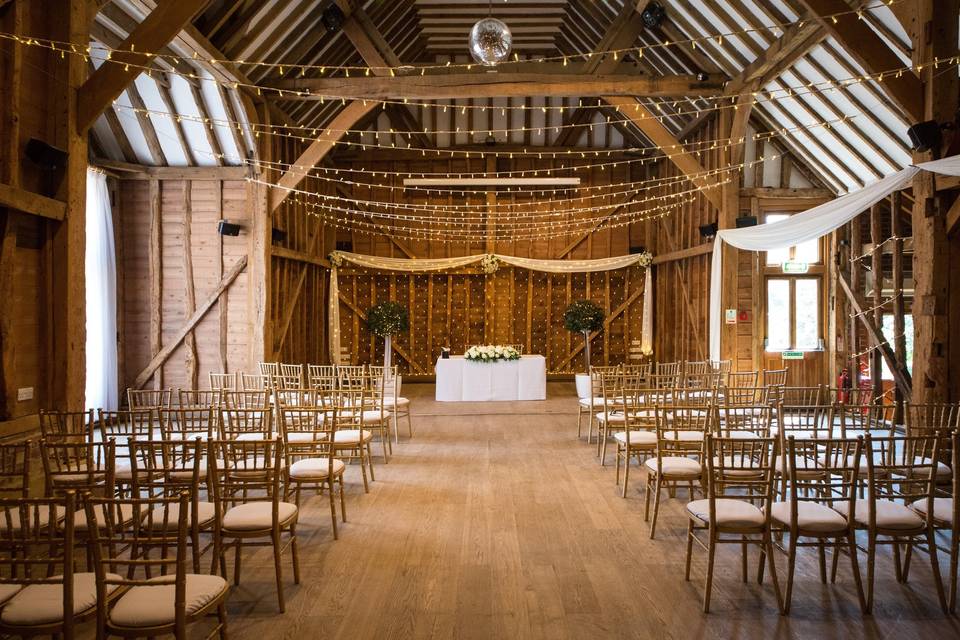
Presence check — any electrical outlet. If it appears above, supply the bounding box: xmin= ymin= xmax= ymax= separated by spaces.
xmin=16 ymin=387 xmax=33 ymax=402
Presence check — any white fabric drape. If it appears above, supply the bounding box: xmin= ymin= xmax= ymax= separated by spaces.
xmin=328 ymin=267 xmax=341 ymax=364
xmin=641 ymin=267 xmax=654 ymax=355
xmin=85 ymin=168 xmax=119 ymax=411
xmin=708 ymin=154 xmax=960 ymax=361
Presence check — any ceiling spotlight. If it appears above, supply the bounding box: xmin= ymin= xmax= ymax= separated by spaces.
xmin=321 ymin=4 xmax=345 ymax=33
xmin=641 ymin=2 xmax=667 ymax=29
xmin=695 ymin=71 xmax=709 ymax=82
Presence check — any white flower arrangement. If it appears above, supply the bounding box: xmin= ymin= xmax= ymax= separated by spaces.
xmin=464 ymin=344 xmax=521 ymax=362
xmin=640 ymin=345 xmax=653 ymax=357
xmin=480 ymin=254 xmax=500 ymax=274
xmin=637 ymin=251 xmax=654 ymax=268
xmin=328 ymin=251 xmax=344 ymax=268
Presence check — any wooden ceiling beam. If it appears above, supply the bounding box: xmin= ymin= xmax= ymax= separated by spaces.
xmin=603 ymin=96 xmax=722 ymax=210
xmin=77 ymin=0 xmax=214 ymax=132
xmin=724 ymin=20 xmax=824 ymax=94
xmin=795 ymin=0 xmax=922 ymax=122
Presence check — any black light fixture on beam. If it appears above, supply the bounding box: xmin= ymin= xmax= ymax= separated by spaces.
xmin=735 ymin=215 xmax=758 ymax=228
xmin=321 ymin=4 xmax=345 ymax=33
xmin=271 ymin=227 xmax=287 ymax=244
xmin=217 ymin=220 xmax=243 ymax=237
xmin=699 ymin=222 xmax=718 ymax=239
xmin=906 ymin=120 xmax=943 ymax=153
xmin=640 ymin=2 xmax=667 ymax=29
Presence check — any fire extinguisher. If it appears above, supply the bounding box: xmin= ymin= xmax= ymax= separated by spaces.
xmin=838 ymin=368 xmax=851 ymax=404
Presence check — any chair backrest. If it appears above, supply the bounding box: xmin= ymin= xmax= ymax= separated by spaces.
xmin=0 ymin=440 xmax=31 ymax=499
xmin=589 ymin=365 xmax=621 ymax=398
xmin=863 ymin=433 xmax=941 ymax=527
xmin=239 ymin=373 xmax=270 ymax=391
xmin=258 ymin=362 xmax=280 ymax=379
xmin=369 ymin=366 xmax=400 ymax=408
xmin=208 ymin=439 xmax=284 ymax=512
xmin=762 ymin=368 xmax=788 ymax=387
xmin=127 ymin=388 xmax=172 ymax=411
xmin=727 ymin=370 xmax=759 ymax=388
xmin=39 ymin=439 xmax=116 ymax=497
xmin=0 ymin=493 xmax=77 ymax=635
xmin=825 ymin=386 xmax=871 ymax=405
xmin=276 ymin=373 xmax=303 ymax=390
xmin=723 ymin=385 xmax=767 ymax=407
xmin=209 ymin=372 xmax=238 ymax=391
xmin=716 ymin=405 xmax=773 ymax=438
xmin=280 ymin=406 xmax=336 ymax=469
xmin=684 ymin=371 xmax=722 ymax=392
xmin=709 ymin=360 xmax=732 ymax=374
xmin=783 ymin=436 xmax=861 ymax=525
xmin=338 ymin=365 xmax=368 ymax=391
xmin=219 ymin=407 xmax=274 ymax=440
xmin=160 ymin=406 xmax=216 ymax=441
xmin=683 ymin=361 xmax=710 ymax=378
xmin=776 ymin=403 xmax=836 ymax=440
xmin=780 ymin=386 xmax=823 ymax=406
xmin=275 ymin=388 xmax=325 ymax=409
xmin=621 ymin=363 xmax=651 ymax=385
xmin=835 ymin=402 xmax=896 ymax=438
xmin=704 ymin=435 xmax=777 ymax=518
xmin=129 ymin=439 xmax=205 ymax=496
xmin=905 ymin=403 xmax=960 ymax=434
xmin=655 ymin=361 xmax=681 ymax=377
xmin=178 ymin=389 xmax=222 ymax=408
xmin=221 ymin=389 xmax=271 ymax=410
xmin=307 ymin=365 xmax=338 ymax=392
xmin=39 ymin=409 xmax=94 ymax=442
xmin=655 ymin=405 xmax=711 ymax=455
xmin=97 ymin=409 xmax=156 ymax=471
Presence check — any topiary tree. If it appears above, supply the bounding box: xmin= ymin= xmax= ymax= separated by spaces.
xmin=366 ymin=301 xmax=410 ymax=369
xmin=563 ymin=300 xmax=605 ymax=373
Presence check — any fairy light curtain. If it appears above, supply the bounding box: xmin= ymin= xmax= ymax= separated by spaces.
xmin=708 ymin=154 xmax=960 ymax=362
xmin=327 ymin=251 xmax=654 ymax=364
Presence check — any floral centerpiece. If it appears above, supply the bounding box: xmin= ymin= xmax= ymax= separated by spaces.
xmin=637 ymin=250 xmax=653 ymax=268
xmin=464 ymin=344 xmax=521 ymax=363
xmin=480 ymin=254 xmax=500 ymax=274
xmin=366 ymin=301 xmax=409 ymax=369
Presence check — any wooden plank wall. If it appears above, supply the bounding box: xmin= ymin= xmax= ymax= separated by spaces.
xmin=117 ymin=179 xmax=251 ymax=391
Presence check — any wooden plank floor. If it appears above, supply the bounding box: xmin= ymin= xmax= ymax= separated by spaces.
xmin=217 ymin=383 xmax=959 ymax=639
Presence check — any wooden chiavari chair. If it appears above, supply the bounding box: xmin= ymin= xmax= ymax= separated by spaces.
xmin=577 ymin=364 xmax=619 ymax=442
xmin=727 ymin=370 xmax=759 ymax=390
xmin=762 ymin=368 xmax=789 ymax=405
xmin=279 ymin=363 xmax=303 ymax=387
xmin=835 ymin=402 xmax=897 ymax=438
xmin=839 ymin=433 xmax=947 ymax=613
xmin=238 ymin=373 xmax=270 ymax=391
xmin=370 ymin=365 xmax=412 ymax=441
xmin=331 ymin=387 xmax=375 ymax=493
xmin=208 ymin=438 xmax=300 ymax=613
xmin=258 ymin=361 xmax=280 ymax=385
xmin=682 ymin=361 xmax=710 ymax=386
xmin=221 ymin=389 xmax=271 ymax=410
xmin=723 ymin=385 xmax=767 ymax=408
xmin=178 ymin=389 xmax=222 ymax=409
xmin=780 ymin=386 xmax=823 ymax=406
xmin=127 ymin=389 xmax=172 ymax=412
xmin=161 ymin=406 xmax=216 ymax=442
xmin=0 ymin=492 xmax=115 ymax=640
xmin=84 ymin=492 xmax=229 ymax=639
xmin=645 ymin=405 xmax=710 ymax=539
xmin=652 ymin=362 xmax=681 ymax=389
xmin=208 ymin=372 xmax=238 ymax=391
xmin=39 ymin=409 xmax=95 ymax=443
xmin=614 ymin=386 xmax=665 ymax=498
xmin=905 ymin=403 xmax=960 ymax=434
xmin=622 ymin=362 xmax=651 ymax=386
xmin=684 ymin=436 xmax=782 ymax=613
xmin=507 ymin=344 xmax=524 ymax=355
xmin=340 ymin=369 xmax=391 ymax=463
xmin=280 ymin=405 xmax=346 ymax=538
xmin=774 ymin=404 xmax=836 ymax=498
xmin=129 ymin=439 xmax=215 ymax=573
xmin=218 ymin=407 xmax=275 ymax=441
xmin=655 ymin=361 xmax=681 ymax=378
xmin=0 ymin=440 xmax=30 ymax=500
xmin=337 ymin=365 xmax=367 ymax=389
xmin=307 ymin=364 xmax=337 ymax=386
xmin=771 ymin=437 xmax=866 ymax=614
xmin=39 ymin=439 xmax=116 ymax=499
xmin=97 ymin=409 xmax=156 ymax=492
xmin=595 ymin=367 xmax=626 ymax=464
xmin=716 ymin=404 xmax=773 ymax=440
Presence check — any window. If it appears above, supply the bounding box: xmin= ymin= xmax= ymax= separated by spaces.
xmin=763 ymin=213 xmax=823 ymax=352
xmin=881 ymin=314 xmax=914 ymax=380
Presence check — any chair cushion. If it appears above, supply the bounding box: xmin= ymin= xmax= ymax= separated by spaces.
xmin=381 ymin=397 xmax=410 ymax=408
xmin=73 ymin=504 xmax=136 ymax=532
xmin=910 ymin=497 xmax=953 ymax=525
xmin=578 ymin=396 xmax=607 ymax=408
xmin=0 ymin=506 xmax=65 ymax=532
xmin=146 ymin=502 xmax=216 ymax=530
xmin=834 ymin=499 xmax=924 ymax=530
xmin=333 ymin=429 xmax=372 ymax=444
xmin=644 ymin=456 xmax=702 ymax=478
xmin=1 ymin=573 xmax=121 ymax=626
xmin=910 ymin=457 xmax=952 ymax=479
xmin=108 ymin=574 xmax=228 ymax=628
xmin=723 ymin=431 xmax=762 ymax=440
xmin=285 ymin=432 xmax=330 ymax=444
xmin=221 ymin=501 xmax=298 ymax=531
xmin=289 ymin=458 xmax=346 ymax=480
xmin=663 ymin=430 xmax=705 ymax=442
xmin=613 ymin=431 xmax=657 ymax=446
xmin=773 ymin=457 xmax=825 ymax=479
xmin=686 ymin=498 xmax=764 ymax=528
xmin=0 ymin=583 xmax=21 ymax=606
xmin=595 ymin=411 xmax=626 ymax=423
xmin=769 ymin=501 xmax=849 ymax=533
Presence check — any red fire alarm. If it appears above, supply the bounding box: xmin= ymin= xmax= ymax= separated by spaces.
xmin=738 ymin=310 xmax=749 ymax=322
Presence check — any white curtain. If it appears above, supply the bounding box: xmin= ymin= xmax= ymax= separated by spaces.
xmin=85 ymin=168 xmax=119 ymax=411
xmin=708 ymin=154 xmax=960 ymax=361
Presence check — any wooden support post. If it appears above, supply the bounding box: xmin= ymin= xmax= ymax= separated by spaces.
xmin=890 ymin=191 xmax=906 ymax=418
xmin=249 ymin=103 xmax=271 ymax=364
xmin=182 ymin=182 xmax=198 ymax=390
xmin=148 ymin=179 xmax=162 ymax=389
xmin=869 ymin=203 xmax=883 ymax=400
xmin=849 ymin=214 xmax=862 ymax=386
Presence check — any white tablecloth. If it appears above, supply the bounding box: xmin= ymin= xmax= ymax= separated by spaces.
xmin=435 ymin=355 xmax=547 ymax=402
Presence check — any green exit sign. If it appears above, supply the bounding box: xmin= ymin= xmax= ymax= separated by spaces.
xmin=781 ymin=261 xmax=810 ymax=274
xmin=781 ymin=351 xmax=805 ymax=360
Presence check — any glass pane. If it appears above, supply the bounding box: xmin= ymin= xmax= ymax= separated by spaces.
xmin=881 ymin=314 xmax=914 ymax=380
xmin=794 ymin=237 xmax=820 ymax=263
xmin=794 ymin=279 xmax=819 ymax=350
xmin=767 ymin=279 xmax=791 ymax=350
xmin=765 ymin=214 xmax=790 ymax=265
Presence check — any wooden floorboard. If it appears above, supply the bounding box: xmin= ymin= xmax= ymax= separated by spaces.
xmin=195 ymin=383 xmax=958 ymax=639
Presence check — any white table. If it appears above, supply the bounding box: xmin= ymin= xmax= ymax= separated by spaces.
xmin=435 ymin=355 xmax=547 ymax=402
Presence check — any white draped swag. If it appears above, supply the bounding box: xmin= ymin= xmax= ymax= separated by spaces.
xmin=85 ymin=168 xmax=119 ymax=411
xmin=709 ymin=154 xmax=960 ymax=362
xmin=327 ymin=252 xmax=654 ymax=364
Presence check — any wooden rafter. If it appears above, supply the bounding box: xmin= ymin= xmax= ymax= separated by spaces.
xmin=77 ymin=0 xmax=213 ymax=132
xmin=0 ymin=183 xmax=66 ymax=221
xmin=724 ymin=20 xmax=824 ymax=94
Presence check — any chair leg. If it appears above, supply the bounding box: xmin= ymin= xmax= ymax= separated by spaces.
xmin=741 ymin=535 xmax=749 ymax=583
xmin=865 ymin=533 xmax=876 ymax=614
xmin=328 ymin=480 xmax=339 ymax=540
xmin=847 ymin=534 xmax=867 ymax=613
xmin=765 ymin=531 xmax=784 ymax=615
xmin=357 ymin=446 xmax=370 ymax=493
xmin=643 ymin=472 xmax=653 ymax=522
xmin=892 ymin=539 xmax=903 ymax=582
xmin=649 ymin=476 xmax=663 ymax=540
xmin=217 ymin=602 xmax=228 ymax=640
xmin=394 ymin=411 xmax=400 ymax=444
xmin=783 ymin=535 xmax=798 ymax=615
xmin=339 ymin=476 xmax=347 ymax=522
xmin=703 ymin=530 xmax=716 ymax=613
xmin=233 ymin=540 xmax=242 ymax=586
xmin=902 ymin=539 xmax=913 ymax=582
xmin=406 ymin=410 xmax=413 ymax=438
xmin=366 ymin=442 xmax=376 ymax=482
xmin=684 ymin=520 xmax=695 ymax=581
xmin=817 ymin=540 xmax=827 ymax=583
xmin=622 ymin=452 xmax=631 ymax=499
xmin=577 ymin=407 xmax=583 ymax=439
xmin=926 ymin=529 xmax=948 ymax=613
xmin=290 ymin=526 xmax=301 ymax=585
xmin=950 ymin=533 xmax=959 ymax=614
xmin=272 ymin=530 xmax=286 ymax=613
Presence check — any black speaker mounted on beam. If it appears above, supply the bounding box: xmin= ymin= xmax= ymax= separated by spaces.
xmin=735 ymin=216 xmax=758 ymax=228
xmin=907 ymin=120 xmax=943 ymax=153
xmin=218 ymin=220 xmax=242 ymax=237
xmin=321 ymin=4 xmax=345 ymax=33
xmin=24 ymin=138 xmax=69 ymax=198
xmin=699 ymin=222 xmax=718 ymax=239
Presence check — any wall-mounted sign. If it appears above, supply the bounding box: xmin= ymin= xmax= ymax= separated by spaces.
xmin=781 ymin=350 xmax=805 ymax=360
xmin=725 ymin=309 xmax=737 ymax=325
xmin=781 ymin=261 xmax=810 ymax=274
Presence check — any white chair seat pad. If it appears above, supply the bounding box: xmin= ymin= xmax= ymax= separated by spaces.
xmin=289 ymin=458 xmax=346 ymax=480
xmin=73 ymin=504 xmax=136 ymax=532
xmin=1 ymin=573 xmax=122 ymax=626
xmin=0 ymin=506 xmax=65 ymax=532
xmin=222 ymin=501 xmax=298 ymax=531
xmin=333 ymin=429 xmax=373 ymax=444
xmin=769 ymin=501 xmax=848 ymax=533
xmin=909 ymin=457 xmax=952 ymax=479
xmin=834 ymin=499 xmax=924 ymax=530
xmin=595 ymin=411 xmax=625 ymax=423
xmin=286 ymin=432 xmax=329 ymax=443
xmin=686 ymin=498 xmax=764 ymax=528
xmin=613 ymin=431 xmax=657 ymax=446
xmin=578 ymin=397 xmax=607 ymax=408
xmin=109 ymin=574 xmax=228 ymax=629
xmin=146 ymin=502 xmax=216 ymax=530
xmin=0 ymin=583 xmax=21 ymax=607
xmin=663 ymin=430 xmax=705 ymax=442
xmin=722 ymin=431 xmax=763 ymax=440
xmin=910 ymin=497 xmax=953 ymax=525
xmin=644 ymin=456 xmax=702 ymax=478
xmin=382 ymin=397 xmax=410 ymax=407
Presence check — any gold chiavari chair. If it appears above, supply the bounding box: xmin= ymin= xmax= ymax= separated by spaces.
xmin=838 ymin=433 xmax=947 ymax=613
xmin=655 ymin=361 xmax=681 ymax=378
xmin=595 ymin=367 xmax=627 ymax=464
xmin=577 ymin=365 xmax=619 ymax=442
xmin=370 ymin=364 xmax=412 ymax=441
xmin=208 ymin=372 xmax=238 ymax=391
xmin=771 ymin=437 xmax=866 ymax=614
xmin=238 ymin=373 xmax=270 ymax=391
xmin=684 ymin=435 xmax=782 ymax=613
xmin=218 ymin=407 xmax=275 ymax=441
xmin=281 ymin=405 xmax=346 ymax=538
xmin=762 ymin=369 xmax=789 ymax=406
xmin=825 ymin=386 xmax=871 ymax=406
xmin=129 ymin=438 xmax=216 ymax=573
xmin=178 ymin=389 xmax=222 ymax=409
xmin=307 ymin=364 xmax=337 ymax=386
xmin=775 ymin=404 xmax=836 ymax=498
xmin=208 ymin=439 xmax=300 ymax=613
xmin=906 ymin=403 xmax=960 ymax=434
xmin=835 ymin=402 xmax=897 ymax=438
xmin=716 ymin=404 xmax=773 ymax=440
xmin=97 ymin=409 xmax=156 ymax=492
xmin=645 ymin=405 xmax=711 ymax=539
xmin=614 ymin=386 xmax=665 ymax=498
xmin=221 ymin=389 xmax=271 ymax=410
xmin=39 ymin=439 xmax=116 ymax=499
xmin=161 ymin=406 xmax=216 ymax=442
xmin=331 ymin=387 xmax=375 ymax=493
xmin=127 ymin=389 xmax=172 ymax=412
xmin=279 ymin=363 xmax=303 ymax=386
xmin=39 ymin=409 xmax=95 ymax=443
xmin=258 ymin=361 xmax=280 ymax=385
xmin=0 ymin=440 xmax=31 ymax=501
xmin=622 ymin=362 xmax=651 ymax=386
xmin=780 ymin=386 xmax=823 ymax=406
xmin=0 ymin=492 xmax=117 ymax=640
xmin=723 ymin=385 xmax=767 ymax=408
xmin=84 ymin=492 xmax=229 ymax=639
xmin=338 ymin=369 xmax=391 ymax=463
xmin=727 ymin=370 xmax=759 ymax=390
xmin=337 ymin=365 xmax=367 ymax=389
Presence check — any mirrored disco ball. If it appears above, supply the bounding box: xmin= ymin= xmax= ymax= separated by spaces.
xmin=469 ymin=18 xmax=512 ymax=66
